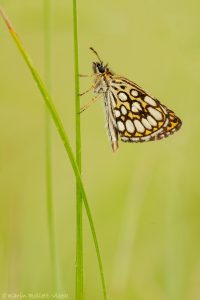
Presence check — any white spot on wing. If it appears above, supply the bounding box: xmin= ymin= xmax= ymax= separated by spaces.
xmin=130 ymin=90 xmax=138 ymax=97
xmin=129 ymin=137 xmax=141 ymax=141
xmin=114 ymin=109 xmax=121 ymax=118
xmin=148 ymin=107 xmax=163 ymax=121
xmin=134 ymin=120 xmax=145 ymax=133
xmin=144 ymin=96 xmax=157 ymax=106
xmin=164 ymin=118 xmax=169 ymax=127
xmin=162 ymin=106 xmax=168 ymax=114
xmin=118 ymin=92 xmax=128 ymax=101
xmin=133 ymin=101 xmax=142 ymax=110
xmin=131 ymin=101 xmax=142 ymax=113
xmin=121 ymin=106 xmax=127 ymax=115
xmin=142 ymin=135 xmax=152 ymax=141
xmin=121 ymin=137 xmax=129 ymax=142
xmin=132 ymin=106 xmax=139 ymax=113
xmin=147 ymin=116 xmax=157 ymax=126
xmin=117 ymin=121 xmax=125 ymax=132
xmin=126 ymin=120 xmax=135 ymax=133
xmin=142 ymin=118 xmax=152 ymax=130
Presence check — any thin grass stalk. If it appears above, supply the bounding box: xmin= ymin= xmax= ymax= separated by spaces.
xmin=0 ymin=9 xmax=107 ymax=300
xmin=72 ymin=0 xmax=83 ymax=299
xmin=44 ymin=0 xmax=60 ymax=292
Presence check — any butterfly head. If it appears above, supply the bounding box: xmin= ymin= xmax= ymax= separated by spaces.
xmin=90 ymin=47 xmax=111 ymax=75
xmin=92 ymin=62 xmax=108 ymax=74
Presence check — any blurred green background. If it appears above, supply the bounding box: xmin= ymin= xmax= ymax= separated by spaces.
xmin=0 ymin=1 xmax=200 ymax=299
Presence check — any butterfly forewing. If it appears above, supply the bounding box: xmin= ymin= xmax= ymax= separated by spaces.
xmin=109 ymin=76 xmax=182 ymax=143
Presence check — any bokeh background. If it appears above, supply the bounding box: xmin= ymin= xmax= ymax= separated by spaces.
xmin=0 ymin=1 xmax=200 ymax=299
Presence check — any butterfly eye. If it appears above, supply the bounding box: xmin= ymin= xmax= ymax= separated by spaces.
xmin=97 ymin=63 xmax=105 ymax=73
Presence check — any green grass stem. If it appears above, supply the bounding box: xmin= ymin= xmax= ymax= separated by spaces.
xmin=72 ymin=0 xmax=83 ymax=299
xmin=0 ymin=8 xmax=107 ymax=300
xmin=44 ymin=0 xmax=61 ymax=292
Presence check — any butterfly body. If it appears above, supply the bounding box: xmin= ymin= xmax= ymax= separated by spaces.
xmin=87 ymin=49 xmax=182 ymax=151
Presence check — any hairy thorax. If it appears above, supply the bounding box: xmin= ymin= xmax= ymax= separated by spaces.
xmin=93 ymin=74 xmax=112 ymax=94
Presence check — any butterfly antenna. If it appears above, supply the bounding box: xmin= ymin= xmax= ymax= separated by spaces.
xmin=89 ymin=47 xmax=102 ymax=63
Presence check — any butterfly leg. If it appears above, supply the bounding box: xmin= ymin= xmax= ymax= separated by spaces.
xmin=80 ymin=95 xmax=101 ymax=113
xmin=79 ymin=76 xmax=103 ymax=96
xmin=79 ymin=85 xmax=95 ymax=96
xmin=79 ymin=74 xmax=94 ymax=77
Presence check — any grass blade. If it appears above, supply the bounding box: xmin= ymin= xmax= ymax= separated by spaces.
xmin=0 ymin=8 xmax=107 ymax=300
xmin=71 ymin=0 xmax=83 ymax=299
xmin=44 ymin=0 xmax=61 ymax=292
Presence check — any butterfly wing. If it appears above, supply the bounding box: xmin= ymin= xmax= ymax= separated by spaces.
xmin=109 ymin=76 xmax=182 ymax=143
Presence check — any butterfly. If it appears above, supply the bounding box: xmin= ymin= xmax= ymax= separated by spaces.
xmin=80 ymin=47 xmax=182 ymax=152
